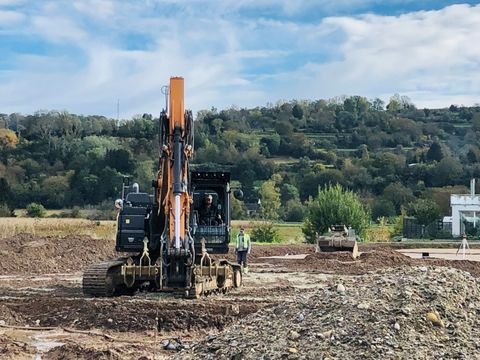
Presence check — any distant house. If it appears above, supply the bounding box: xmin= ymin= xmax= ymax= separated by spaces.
xmin=245 ymin=202 xmax=261 ymax=217
xmin=449 ymin=179 xmax=480 ymax=236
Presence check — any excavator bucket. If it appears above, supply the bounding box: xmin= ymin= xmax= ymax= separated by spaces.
xmin=316 ymin=225 xmax=359 ymax=259
xmin=317 ymin=237 xmax=359 ymax=259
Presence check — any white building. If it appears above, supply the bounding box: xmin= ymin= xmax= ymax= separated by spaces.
xmin=450 ymin=179 xmax=480 ymax=236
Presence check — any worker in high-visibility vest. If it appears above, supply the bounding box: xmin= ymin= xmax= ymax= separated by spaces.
xmin=235 ymin=226 xmax=251 ymax=273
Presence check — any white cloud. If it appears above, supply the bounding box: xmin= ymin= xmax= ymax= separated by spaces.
xmin=260 ymin=3 xmax=480 ymax=108
xmin=72 ymin=0 xmax=115 ymax=19
xmin=0 ymin=0 xmax=26 ymax=6
xmin=31 ymin=15 xmax=87 ymax=43
xmin=1 ymin=2 xmax=480 ymax=117
xmin=0 ymin=9 xmax=25 ymax=26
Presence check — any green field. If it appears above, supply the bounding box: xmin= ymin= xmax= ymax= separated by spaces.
xmin=232 ymin=220 xmax=304 ymax=243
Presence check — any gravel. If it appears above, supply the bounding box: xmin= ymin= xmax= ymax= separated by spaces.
xmin=179 ymin=265 xmax=480 ymax=359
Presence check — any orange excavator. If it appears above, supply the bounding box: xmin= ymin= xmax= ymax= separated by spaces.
xmin=83 ymin=77 xmax=242 ymax=298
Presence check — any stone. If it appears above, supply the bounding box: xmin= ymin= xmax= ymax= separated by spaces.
xmin=426 ymin=312 xmax=445 ymax=327
xmin=357 ymin=303 xmax=370 ymax=310
xmin=177 ymin=266 xmax=480 ymax=360
xmin=289 ymin=331 xmax=300 ymax=340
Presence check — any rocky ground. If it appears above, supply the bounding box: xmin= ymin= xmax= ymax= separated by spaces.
xmin=0 ymin=234 xmax=479 ymax=359
xmin=181 ymin=266 xmax=480 ymax=359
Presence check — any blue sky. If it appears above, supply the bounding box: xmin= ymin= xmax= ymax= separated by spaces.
xmin=0 ymin=0 xmax=479 ymax=118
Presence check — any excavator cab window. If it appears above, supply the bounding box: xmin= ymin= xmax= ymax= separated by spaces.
xmin=194 ymin=190 xmax=224 ymax=226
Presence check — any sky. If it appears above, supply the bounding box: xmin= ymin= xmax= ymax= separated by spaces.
xmin=0 ymin=0 xmax=480 ymax=118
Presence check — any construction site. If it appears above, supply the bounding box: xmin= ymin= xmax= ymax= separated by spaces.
xmin=0 ymin=233 xmax=480 ymax=359
xmin=2 ymin=78 xmax=480 ymax=359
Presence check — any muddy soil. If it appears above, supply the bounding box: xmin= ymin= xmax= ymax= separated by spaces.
xmin=258 ymin=248 xmax=480 ymax=277
xmin=1 ymin=234 xmax=480 ymax=359
xmin=0 ymin=234 xmax=117 ymax=275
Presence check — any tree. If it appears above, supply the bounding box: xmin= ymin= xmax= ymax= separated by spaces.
xmin=303 ymin=184 xmax=370 ymax=243
xmin=407 ymin=199 xmax=440 ymax=227
xmin=230 ymin=195 xmax=246 ymax=220
xmin=382 ymin=182 xmax=414 ymax=213
xmin=0 ymin=129 xmax=19 ymax=161
xmin=134 ymin=160 xmax=155 ymax=192
xmin=280 ymin=183 xmax=300 ymax=203
xmin=466 ymin=145 xmax=480 ymax=164
xmin=259 ymin=180 xmax=281 ymax=220
xmin=105 ymin=149 xmax=134 ymax=174
xmin=281 ymin=199 xmax=306 ymax=222
xmin=0 ymin=178 xmax=12 ymax=206
xmin=371 ymin=198 xmax=396 ymax=220
xmin=0 ymin=128 xmax=19 ymax=148
xmin=40 ymin=175 xmax=71 ymax=208
xmin=432 ymin=157 xmax=463 ymax=186
xmin=292 ymin=104 xmax=304 ymax=120
xmin=426 ymin=142 xmax=444 ymax=162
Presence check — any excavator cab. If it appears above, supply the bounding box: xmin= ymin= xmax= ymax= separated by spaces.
xmin=190 ymin=171 xmax=231 ymax=255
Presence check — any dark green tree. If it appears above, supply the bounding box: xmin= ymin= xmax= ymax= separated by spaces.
xmin=408 ymin=199 xmax=440 ymax=227
xmin=426 ymin=142 xmax=444 ymax=162
xmin=303 ymin=184 xmax=370 ymax=243
xmin=292 ymin=104 xmax=304 ymax=120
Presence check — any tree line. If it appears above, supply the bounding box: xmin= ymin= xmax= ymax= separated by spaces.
xmin=1 ymin=95 xmax=480 ymax=224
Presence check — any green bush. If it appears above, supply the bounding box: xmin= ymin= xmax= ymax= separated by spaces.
xmin=87 ymin=200 xmax=117 ymax=220
xmin=26 ymin=202 xmax=46 ymax=218
xmin=251 ymin=221 xmax=282 ymax=243
xmin=0 ymin=203 xmax=15 ymax=217
xmin=57 ymin=206 xmax=82 ymax=219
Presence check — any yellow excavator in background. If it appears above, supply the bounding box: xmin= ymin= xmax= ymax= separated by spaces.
xmin=316 ymin=225 xmax=359 ymax=259
xmin=83 ymin=77 xmax=243 ymax=298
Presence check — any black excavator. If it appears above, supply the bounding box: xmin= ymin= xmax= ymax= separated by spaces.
xmin=83 ymin=77 xmax=242 ymax=298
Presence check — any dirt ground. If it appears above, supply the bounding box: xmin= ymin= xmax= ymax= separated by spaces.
xmin=1 ymin=235 xmax=480 ymax=359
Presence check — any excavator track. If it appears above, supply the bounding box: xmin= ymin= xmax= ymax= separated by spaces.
xmin=82 ymin=259 xmax=127 ymax=297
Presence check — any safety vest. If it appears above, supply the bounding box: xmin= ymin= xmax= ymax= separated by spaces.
xmin=236 ymin=233 xmax=251 ymax=251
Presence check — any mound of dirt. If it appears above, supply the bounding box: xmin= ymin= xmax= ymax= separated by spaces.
xmin=180 ymin=266 xmax=480 ymax=359
xmin=259 ymin=249 xmax=480 ymax=278
xmin=0 ymin=335 xmax=36 ymax=360
xmin=0 ymin=304 xmax=23 ymax=325
xmin=0 ymin=234 xmax=117 ymax=275
xmin=1 ymin=297 xmax=263 ymax=332
xmin=260 ymin=249 xmax=415 ymax=275
xmin=44 ymin=343 xmax=121 ymax=360
xmin=214 ymin=244 xmax=316 ymax=262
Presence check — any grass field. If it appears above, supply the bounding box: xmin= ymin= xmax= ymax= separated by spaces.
xmin=232 ymin=220 xmax=304 ymax=243
xmin=0 ymin=218 xmax=117 ymax=240
xmin=0 ymin=217 xmax=305 ymax=243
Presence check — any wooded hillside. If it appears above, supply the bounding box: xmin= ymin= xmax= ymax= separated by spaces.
xmin=1 ymin=94 xmax=479 ymax=221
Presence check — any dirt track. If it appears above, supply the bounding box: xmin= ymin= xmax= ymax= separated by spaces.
xmin=1 ymin=235 xmax=480 ymax=359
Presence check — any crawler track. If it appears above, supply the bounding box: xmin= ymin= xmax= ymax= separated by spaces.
xmin=82 ymin=259 xmax=126 ymax=297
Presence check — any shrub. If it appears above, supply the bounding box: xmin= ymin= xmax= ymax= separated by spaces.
xmin=251 ymin=221 xmax=282 ymax=243
xmin=87 ymin=200 xmax=117 ymax=220
xmin=26 ymin=202 xmax=46 ymax=218
xmin=0 ymin=203 xmax=15 ymax=217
